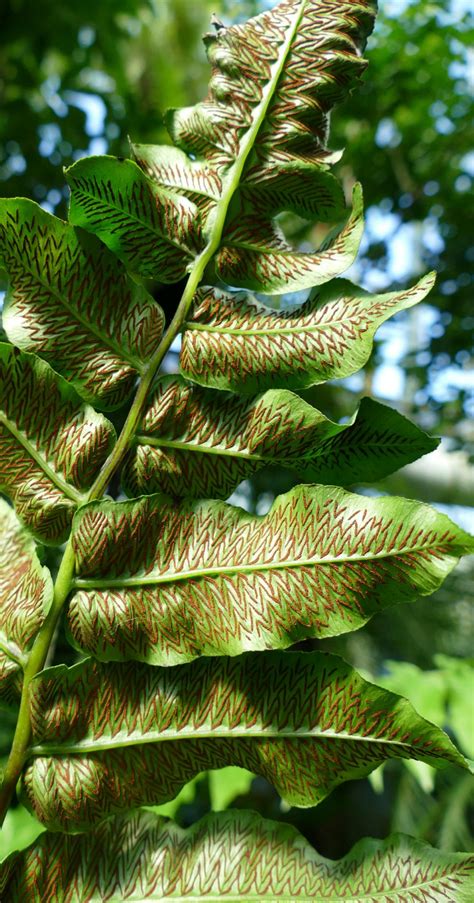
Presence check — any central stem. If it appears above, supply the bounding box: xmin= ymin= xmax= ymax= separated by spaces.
xmin=0 ymin=255 xmax=206 ymax=826
xmin=0 ymin=7 xmax=302 ymax=824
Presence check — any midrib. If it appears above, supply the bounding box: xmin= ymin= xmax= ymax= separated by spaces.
xmin=199 ymin=0 xmax=307 ymax=258
xmin=136 ymin=435 xmax=277 ymax=462
xmin=0 ymin=413 xmax=84 ymax=503
xmin=186 ymin=316 xmax=374 ymax=336
xmin=73 ymin=539 xmax=444 ymax=590
xmin=28 ymin=725 xmax=426 ymax=756
xmin=135 ymin=434 xmax=420 ymax=457
xmin=20 ymin=265 xmax=143 ymax=370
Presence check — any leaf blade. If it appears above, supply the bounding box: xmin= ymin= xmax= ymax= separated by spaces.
xmin=180 ymin=273 xmax=436 ymax=393
xmin=167 ymin=0 xmax=376 ymax=174
xmin=20 ymin=651 xmax=469 ymax=830
xmin=67 ymin=487 xmax=473 ymax=664
xmin=123 ymin=378 xmax=438 ymax=500
xmin=3 ymin=813 xmax=473 ymax=901
xmin=0 ymin=500 xmax=53 ymax=704
xmin=0 ymin=199 xmax=164 ymax=409
xmin=66 ymin=156 xmax=203 ymax=282
xmin=0 ymin=345 xmax=116 ymax=543
xmin=215 ymin=183 xmax=364 ymax=293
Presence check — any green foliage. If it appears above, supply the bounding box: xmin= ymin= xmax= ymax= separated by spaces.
xmin=2 ymin=811 xmax=473 ymax=901
xmin=2 ymin=0 xmax=471 ymax=423
xmin=180 ymin=274 xmax=435 ymax=392
xmin=331 ymin=0 xmax=473 ymax=421
xmin=19 ymin=652 xmax=469 ymax=832
xmin=66 ymin=488 xmax=472 ymax=664
xmin=123 ymin=379 xmax=438 ymax=499
xmin=376 ymin=656 xmax=474 ymax=760
xmin=0 ymin=501 xmax=52 ymax=704
xmin=0 ymin=0 xmax=473 ymax=896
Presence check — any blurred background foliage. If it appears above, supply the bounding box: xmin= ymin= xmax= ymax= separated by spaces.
xmin=1 ymin=0 xmax=472 ymax=859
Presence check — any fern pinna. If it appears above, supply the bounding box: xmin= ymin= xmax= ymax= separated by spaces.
xmin=0 ymin=0 xmax=473 ymax=899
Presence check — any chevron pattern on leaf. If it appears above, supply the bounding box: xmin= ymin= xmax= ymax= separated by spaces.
xmin=133 ymin=0 xmax=374 ymax=276
xmin=122 ymin=378 xmax=438 ymax=500
xmin=181 ymin=273 xmax=436 ymax=393
xmin=240 ymin=160 xmax=346 ymax=220
xmin=3 ymin=812 xmax=472 ymax=902
xmin=0 ymin=345 xmax=116 ymax=543
xmin=67 ymin=487 xmax=473 ymax=664
xmin=215 ymin=183 xmax=363 ymax=293
xmin=21 ymin=652 xmax=468 ymax=830
xmin=133 ymin=145 xmax=345 ymax=224
xmin=166 ymin=0 xmax=376 ymax=172
xmin=0 ymin=200 xmax=164 ymax=409
xmin=66 ymin=156 xmax=203 ymax=282
xmin=131 ymin=143 xmax=221 ymax=224
xmin=0 ymin=500 xmax=52 ymax=704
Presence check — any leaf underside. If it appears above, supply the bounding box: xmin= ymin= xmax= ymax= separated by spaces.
xmin=66 ymin=156 xmax=203 ymax=282
xmin=165 ymin=0 xmax=376 ymax=174
xmin=214 ymin=183 xmax=364 ymax=293
xmin=122 ymin=376 xmax=438 ymax=500
xmin=2 ymin=812 xmax=473 ymax=901
xmin=21 ymin=652 xmax=467 ymax=830
xmin=0 ymin=199 xmax=165 ymax=409
xmin=0 ymin=500 xmax=52 ymax=704
xmin=1 ymin=0 xmax=472 ymax=890
xmin=162 ymin=0 xmax=376 ymax=296
xmin=180 ymin=274 xmax=436 ymax=394
xmin=66 ymin=486 xmax=473 ymax=665
xmin=68 ymin=1 xmax=377 ymax=291
xmin=0 ymin=345 xmax=116 ymax=544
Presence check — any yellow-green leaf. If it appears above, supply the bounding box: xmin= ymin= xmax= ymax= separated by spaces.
xmin=67 ymin=486 xmax=473 ymax=664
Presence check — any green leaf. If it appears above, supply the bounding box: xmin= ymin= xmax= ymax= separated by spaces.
xmin=180 ymin=273 xmax=436 ymax=393
xmin=378 ymin=656 xmax=474 ymax=760
xmin=164 ymin=1 xmax=374 ymax=207
xmin=131 ymin=143 xmax=221 ymax=221
xmin=131 ymin=1 xmax=375 ymax=289
xmin=434 ymin=655 xmax=474 ymax=759
xmin=371 ymin=660 xmax=449 ymax=794
xmin=214 ymin=183 xmax=364 ymax=293
xmin=166 ymin=1 xmax=375 ymax=172
xmin=0 ymin=501 xmax=52 ymax=704
xmin=67 ymin=487 xmax=473 ymax=664
xmin=133 ymin=143 xmax=346 ymax=222
xmin=208 ymin=767 xmax=255 ymax=811
xmin=0 ymin=345 xmax=116 ymax=544
xmin=0 ymin=199 xmax=164 ymax=409
xmin=240 ymin=160 xmax=347 ymax=221
xmin=145 ymin=776 xmax=202 ymax=820
xmin=20 ymin=652 xmax=468 ymax=830
xmin=375 ymin=661 xmax=448 ymax=731
xmin=3 ymin=813 xmax=473 ymax=902
xmin=123 ymin=377 xmax=438 ymax=500
xmin=0 ymin=805 xmax=45 ymax=861
xmin=66 ymin=156 xmax=203 ymax=282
